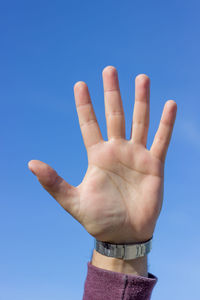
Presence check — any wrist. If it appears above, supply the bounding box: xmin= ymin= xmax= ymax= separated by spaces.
xmin=91 ymin=249 xmax=148 ymax=277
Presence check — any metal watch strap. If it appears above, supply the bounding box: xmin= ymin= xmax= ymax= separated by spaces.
xmin=95 ymin=238 xmax=152 ymax=260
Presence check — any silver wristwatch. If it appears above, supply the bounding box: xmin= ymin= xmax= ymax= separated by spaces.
xmin=95 ymin=238 xmax=152 ymax=260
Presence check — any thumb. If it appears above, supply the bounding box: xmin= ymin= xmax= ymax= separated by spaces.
xmin=28 ymin=160 xmax=80 ymax=219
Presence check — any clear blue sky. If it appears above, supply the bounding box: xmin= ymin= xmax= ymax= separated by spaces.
xmin=0 ymin=1 xmax=200 ymax=299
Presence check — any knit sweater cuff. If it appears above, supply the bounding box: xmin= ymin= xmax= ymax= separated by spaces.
xmin=83 ymin=262 xmax=157 ymax=300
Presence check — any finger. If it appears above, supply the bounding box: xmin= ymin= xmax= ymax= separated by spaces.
xmin=102 ymin=66 xmax=125 ymax=140
xmin=74 ymin=81 xmax=103 ymax=149
xmin=150 ymin=100 xmax=177 ymax=162
xmin=28 ymin=160 xmax=79 ymax=219
xmin=131 ymin=74 xmax=150 ymax=146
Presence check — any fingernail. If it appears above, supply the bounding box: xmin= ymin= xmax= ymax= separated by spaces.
xmin=28 ymin=161 xmax=36 ymax=176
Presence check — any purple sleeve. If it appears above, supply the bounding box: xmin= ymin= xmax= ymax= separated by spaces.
xmin=83 ymin=262 xmax=157 ymax=300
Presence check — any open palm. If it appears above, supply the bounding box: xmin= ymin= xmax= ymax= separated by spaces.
xmin=28 ymin=66 xmax=177 ymax=244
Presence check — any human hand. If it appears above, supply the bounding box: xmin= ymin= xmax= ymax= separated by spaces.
xmin=28 ymin=66 xmax=177 ymax=244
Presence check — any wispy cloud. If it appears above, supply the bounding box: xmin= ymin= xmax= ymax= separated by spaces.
xmin=177 ymin=118 xmax=200 ymax=149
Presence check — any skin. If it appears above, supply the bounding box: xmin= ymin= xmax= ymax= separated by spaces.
xmin=28 ymin=66 xmax=177 ymax=276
